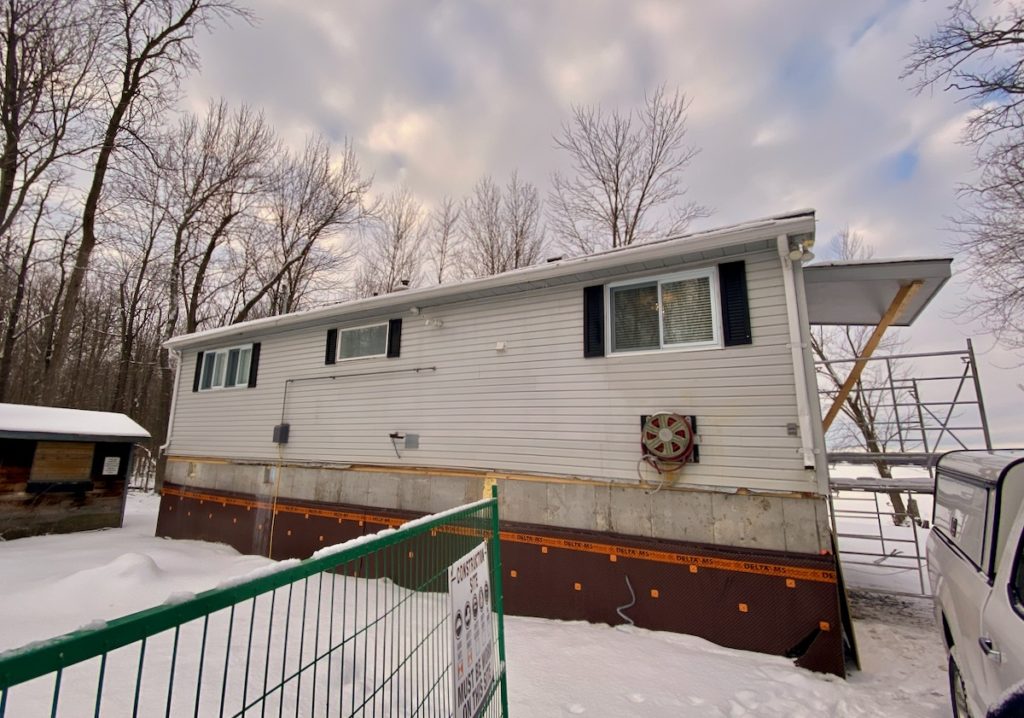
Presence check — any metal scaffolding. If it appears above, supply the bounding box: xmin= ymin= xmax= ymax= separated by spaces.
xmin=818 ymin=340 xmax=992 ymax=597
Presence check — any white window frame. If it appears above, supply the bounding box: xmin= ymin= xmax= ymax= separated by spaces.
xmin=199 ymin=343 xmax=254 ymax=391
xmin=336 ymin=322 xmax=389 ymax=362
xmin=605 ymin=266 xmax=722 ymax=356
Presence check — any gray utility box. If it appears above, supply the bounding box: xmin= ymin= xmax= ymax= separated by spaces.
xmin=272 ymin=423 xmax=290 ymax=444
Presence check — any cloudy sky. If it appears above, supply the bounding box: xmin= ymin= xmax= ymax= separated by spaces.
xmin=184 ymin=0 xmax=1022 ymax=444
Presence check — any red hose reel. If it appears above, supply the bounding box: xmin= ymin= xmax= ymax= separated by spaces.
xmin=641 ymin=412 xmax=696 ymax=463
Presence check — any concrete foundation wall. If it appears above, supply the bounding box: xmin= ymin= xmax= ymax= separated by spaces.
xmin=166 ymin=458 xmax=831 ymax=555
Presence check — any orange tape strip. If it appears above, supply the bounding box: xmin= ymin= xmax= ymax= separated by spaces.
xmin=162 ymin=485 xmax=407 ymax=528
xmin=163 ymin=486 xmax=837 ymax=584
xmin=496 ymin=532 xmax=836 ymax=584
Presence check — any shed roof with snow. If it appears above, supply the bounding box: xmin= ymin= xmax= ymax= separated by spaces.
xmin=0 ymin=404 xmax=150 ymax=443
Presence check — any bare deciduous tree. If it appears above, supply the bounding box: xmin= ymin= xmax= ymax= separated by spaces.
xmin=0 ymin=0 xmax=99 ymax=401
xmin=906 ymin=1 xmax=1024 ymax=351
xmin=44 ymin=0 xmax=251 ymax=399
xmin=549 ymin=85 xmax=706 ymax=254
xmin=460 ymin=172 xmax=545 ymax=278
xmin=502 ymin=171 xmax=544 ymax=270
xmin=0 ymin=0 xmax=97 ymax=240
xmin=426 ymin=195 xmax=460 ymax=284
xmin=461 ymin=176 xmax=503 ymax=277
xmin=105 ymin=182 xmax=165 ymax=413
xmin=161 ymin=101 xmax=275 ymax=336
xmin=232 ymin=137 xmax=370 ymax=322
xmin=0 ymin=175 xmax=64 ymax=400
xmin=355 ymin=184 xmax=423 ymax=298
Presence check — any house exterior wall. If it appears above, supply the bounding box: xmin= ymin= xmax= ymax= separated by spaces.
xmin=166 ymin=248 xmax=818 ymax=496
xmin=158 ymin=233 xmax=846 ymax=675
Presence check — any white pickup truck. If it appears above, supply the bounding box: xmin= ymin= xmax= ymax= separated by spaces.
xmin=928 ymin=449 xmax=1024 ymax=717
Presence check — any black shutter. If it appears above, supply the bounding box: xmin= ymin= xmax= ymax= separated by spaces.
xmin=247 ymin=343 xmax=261 ymax=387
xmin=583 ymin=285 xmax=605 ymax=357
xmin=192 ymin=351 xmax=204 ymax=392
xmin=387 ymin=318 xmax=402 ymax=358
xmin=325 ymin=329 xmax=337 ymax=365
xmin=719 ymin=261 xmax=752 ymax=346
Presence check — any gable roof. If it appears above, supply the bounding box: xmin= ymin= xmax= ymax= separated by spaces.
xmin=166 ymin=209 xmax=818 ymax=351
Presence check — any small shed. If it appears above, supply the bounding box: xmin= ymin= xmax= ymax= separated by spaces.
xmin=0 ymin=403 xmax=150 ymax=539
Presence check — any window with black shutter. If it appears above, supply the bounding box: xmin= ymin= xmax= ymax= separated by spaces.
xmin=588 ymin=262 xmax=750 ymax=356
xmin=195 ymin=343 xmax=259 ymax=391
xmin=326 ymin=320 xmax=403 ymax=362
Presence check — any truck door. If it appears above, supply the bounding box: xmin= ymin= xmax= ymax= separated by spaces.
xmin=979 ymin=514 xmax=1024 ymax=709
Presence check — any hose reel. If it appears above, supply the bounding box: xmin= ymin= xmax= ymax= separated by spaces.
xmin=640 ymin=412 xmax=696 ymax=464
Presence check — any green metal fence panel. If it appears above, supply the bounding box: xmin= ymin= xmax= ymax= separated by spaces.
xmin=0 ymin=492 xmax=508 ymax=717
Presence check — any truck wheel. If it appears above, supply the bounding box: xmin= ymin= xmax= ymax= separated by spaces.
xmin=948 ymin=654 xmax=972 ymax=718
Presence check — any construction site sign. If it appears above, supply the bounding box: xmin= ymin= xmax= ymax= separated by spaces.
xmin=449 ymin=542 xmax=495 ymax=717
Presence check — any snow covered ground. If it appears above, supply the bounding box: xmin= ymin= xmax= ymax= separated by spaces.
xmin=830 ymin=464 xmax=936 ymax=597
xmin=0 ymin=492 xmax=951 ymax=717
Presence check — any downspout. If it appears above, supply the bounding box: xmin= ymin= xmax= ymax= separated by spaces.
xmin=160 ymin=348 xmax=183 ymax=456
xmin=776 ymin=235 xmax=817 ymax=471
xmin=790 ymin=247 xmax=831 ymax=494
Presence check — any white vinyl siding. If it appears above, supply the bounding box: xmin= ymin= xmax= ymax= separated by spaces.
xmin=167 ymin=250 xmax=815 ymax=493
xmin=338 ymin=323 xmax=388 ymax=360
xmin=608 ymin=267 xmax=719 ymax=354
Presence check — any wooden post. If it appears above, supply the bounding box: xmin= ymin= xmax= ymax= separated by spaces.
xmin=822 ymin=281 xmax=923 ymax=432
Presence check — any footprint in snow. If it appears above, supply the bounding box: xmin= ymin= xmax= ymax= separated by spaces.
xmin=733 ymin=690 xmax=760 ymax=709
xmin=728 ymin=700 xmax=749 ymax=717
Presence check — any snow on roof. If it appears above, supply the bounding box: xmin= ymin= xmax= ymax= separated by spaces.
xmin=166 ymin=209 xmax=818 ymax=350
xmin=0 ymin=403 xmax=150 ymax=442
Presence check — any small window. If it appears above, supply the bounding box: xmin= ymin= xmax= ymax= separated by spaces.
xmin=1013 ymin=533 xmax=1024 ymax=614
xmin=934 ymin=473 xmax=992 ymax=571
xmin=199 ymin=344 xmax=254 ymax=390
xmin=338 ymin=323 xmax=388 ymax=360
xmin=607 ymin=268 xmax=720 ymax=354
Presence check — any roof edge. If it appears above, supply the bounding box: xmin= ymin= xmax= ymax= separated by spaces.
xmin=167 ymin=210 xmax=817 ymax=351
xmin=0 ymin=430 xmax=150 ymax=443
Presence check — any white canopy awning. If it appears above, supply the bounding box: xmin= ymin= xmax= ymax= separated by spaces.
xmin=803 ymin=257 xmax=953 ymax=326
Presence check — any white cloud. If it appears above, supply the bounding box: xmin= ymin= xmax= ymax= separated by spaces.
xmin=365 ymin=108 xmax=434 ymax=156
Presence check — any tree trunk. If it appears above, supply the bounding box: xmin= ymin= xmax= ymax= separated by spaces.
xmin=0 ymin=6 xmax=22 ymax=229
xmin=0 ymin=220 xmax=39 ymax=400
xmin=42 ymin=95 xmax=129 ymax=401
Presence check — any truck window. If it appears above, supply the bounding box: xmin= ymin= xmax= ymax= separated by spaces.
xmin=934 ymin=473 xmax=992 ymax=571
xmin=1014 ymin=533 xmax=1024 ymax=617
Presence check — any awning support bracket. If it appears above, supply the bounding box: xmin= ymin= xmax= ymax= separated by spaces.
xmin=822 ymin=280 xmax=923 ymax=432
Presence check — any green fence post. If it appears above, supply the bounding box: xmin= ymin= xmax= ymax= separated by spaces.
xmin=490 ymin=484 xmax=509 ymax=716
